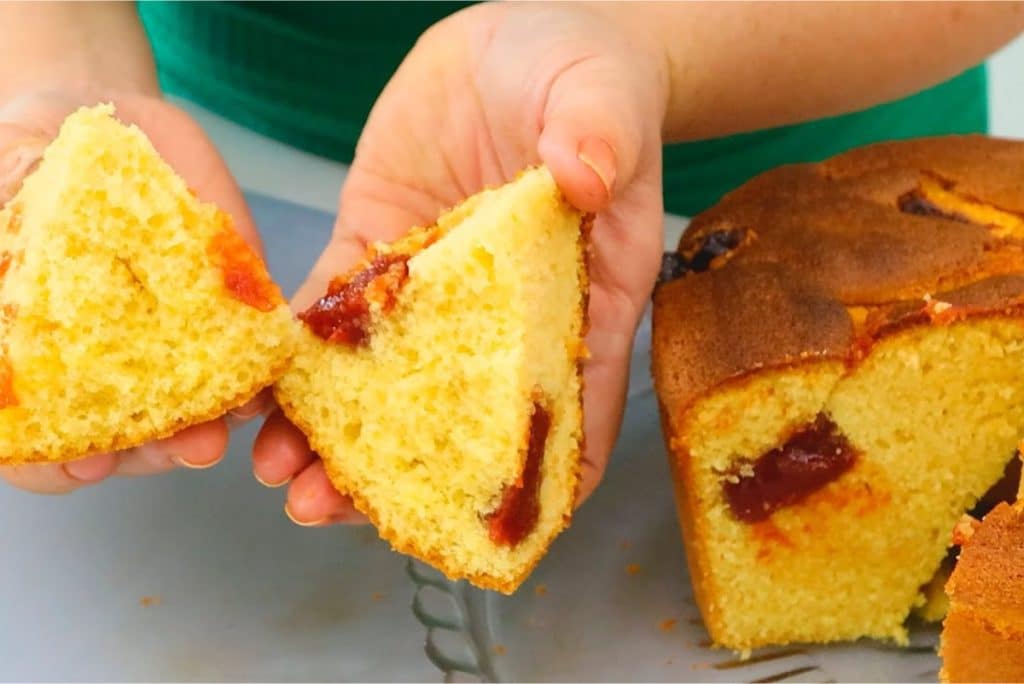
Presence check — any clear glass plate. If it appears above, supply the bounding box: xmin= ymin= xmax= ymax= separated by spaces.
xmin=407 ymin=312 xmax=942 ymax=683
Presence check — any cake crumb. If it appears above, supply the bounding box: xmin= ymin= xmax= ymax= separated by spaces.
xmin=534 ymin=584 xmax=548 ymax=596
xmin=371 ymin=592 xmax=386 ymax=602
xmin=659 ymin=618 xmax=678 ymax=632
xmin=139 ymin=595 xmax=161 ymax=608
xmin=952 ymin=515 xmax=981 ymax=545
xmin=493 ymin=644 xmax=507 ymax=656
xmin=626 ymin=563 xmax=642 ymax=576
xmin=619 ymin=539 xmax=632 ymax=550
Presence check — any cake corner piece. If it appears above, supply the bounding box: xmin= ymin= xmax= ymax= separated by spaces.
xmin=0 ymin=103 xmax=295 ymax=463
xmin=275 ymin=166 xmax=589 ymax=592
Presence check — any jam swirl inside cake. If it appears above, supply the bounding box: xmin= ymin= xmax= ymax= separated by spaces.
xmin=300 ymin=225 xmax=446 ymax=346
xmin=299 ymin=254 xmax=411 ymax=346
xmin=0 ymin=355 xmax=15 ymax=408
xmin=723 ymin=414 xmax=858 ymax=523
xmin=207 ymin=215 xmax=283 ymax=312
xmin=487 ymin=401 xmax=551 ymax=546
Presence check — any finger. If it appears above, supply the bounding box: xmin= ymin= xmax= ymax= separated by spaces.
xmin=471 ymin=8 xmax=651 ymax=215
xmin=285 ymin=459 xmax=367 ymax=526
xmin=226 ymin=388 xmax=275 ymax=429
xmin=573 ymin=279 xmax=646 ymax=507
xmin=153 ymin=419 xmax=229 ymax=470
xmin=535 ymin=54 xmax=646 ymax=214
xmin=112 ymin=419 xmax=232 ymax=479
xmin=0 ymin=123 xmax=48 ymax=205
xmin=113 ymin=443 xmax=177 ymax=477
xmin=252 ymin=409 xmax=316 ymax=488
xmin=574 ymin=357 xmax=629 ymax=506
xmin=0 ymin=452 xmax=118 ymax=494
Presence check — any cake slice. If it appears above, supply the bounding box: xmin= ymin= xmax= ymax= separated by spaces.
xmin=0 ymin=104 xmax=295 ymax=462
xmin=939 ymin=499 xmax=1024 ymax=682
xmin=275 ymin=167 xmax=588 ymax=593
xmin=652 ymin=136 xmax=1024 ymax=651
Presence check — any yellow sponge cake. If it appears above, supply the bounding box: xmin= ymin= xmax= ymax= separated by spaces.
xmin=275 ymin=167 xmax=588 ymax=593
xmin=652 ymin=136 xmax=1024 ymax=651
xmin=0 ymin=104 xmax=295 ymax=463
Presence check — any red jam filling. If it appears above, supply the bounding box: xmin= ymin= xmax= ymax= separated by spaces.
xmin=208 ymin=217 xmax=283 ymax=312
xmin=299 ymin=254 xmax=410 ymax=346
xmin=487 ymin=402 xmax=550 ymax=546
xmin=0 ymin=252 xmax=11 ymax=280
xmin=5 ymin=205 xmax=21 ymax=235
xmin=722 ymin=414 xmax=857 ymax=523
xmin=0 ymin=355 xmax=16 ymax=408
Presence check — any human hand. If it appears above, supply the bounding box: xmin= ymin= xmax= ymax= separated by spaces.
xmin=0 ymin=89 xmax=265 ymax=493
xmin=253 ymin=3 xmax=669 ymax=525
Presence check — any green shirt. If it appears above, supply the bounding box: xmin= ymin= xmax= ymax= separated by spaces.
xmin=139 ymin=1 xmax=988 ymax=217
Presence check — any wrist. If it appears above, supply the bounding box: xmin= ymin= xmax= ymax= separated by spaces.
xmin=0 ymin=2 xmax=159 ymax=108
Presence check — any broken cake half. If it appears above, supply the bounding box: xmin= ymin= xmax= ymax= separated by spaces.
xmin=275 ymin=167 xmax=589 ymax=593
xmin=0 ymin=104 xmax=295 ymax=462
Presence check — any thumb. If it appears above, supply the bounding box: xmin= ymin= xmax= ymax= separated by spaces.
xmin=535 ymin=54 xmax=646 ymax=214
xmin=470 ymin=3 xmax=658 ymax=214
xmin=0 ymin=123 xmax=49 ymax=207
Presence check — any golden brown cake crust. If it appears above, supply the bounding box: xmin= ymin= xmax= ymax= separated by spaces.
xmin=940 ymin=502 xmax=1024 ymax=682
xmin=653 ymin=135 xmax=1024 ymax=416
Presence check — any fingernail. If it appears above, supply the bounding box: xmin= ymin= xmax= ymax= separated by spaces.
xmin=284 ymin=502 xmax=329 ymax=527
xmin=577 ymin=137 xmax=616 ymax=197
xmin=254 ymin=471 xmax=292 ymax=488
xmin=225 ymin=413 xmax=253 ymax=430
xmin=229 ymin=395 xmax=271 ymax=421
xmin=171 ymin=454 xmax=224 ymax=470
xmin=63 ymin=454 xmax=114 ymax=482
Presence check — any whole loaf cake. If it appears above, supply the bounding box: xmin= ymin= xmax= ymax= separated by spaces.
xmin=652 ymin=136 xmax=1024 ymax=651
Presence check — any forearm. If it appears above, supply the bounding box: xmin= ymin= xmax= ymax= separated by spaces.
xmin=0 ymin=1 xmax=158 ymax=105
xmin=589 ymin=1 xmax=1024 ymax=142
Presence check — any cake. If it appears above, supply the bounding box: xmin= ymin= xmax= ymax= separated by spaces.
xmin=939 ymin=450 xmax=1024 ymax=683
xmin=275 ymin=167 xmax=589 ymax=593
xmin=651 ymin=136 xmax=1024 ymax=651
xmin=0 ymin=104 xmax=295 ymax=463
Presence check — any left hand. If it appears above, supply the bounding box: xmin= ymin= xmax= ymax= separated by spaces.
xmin=0 ymin=89 xmax=265 ymax=492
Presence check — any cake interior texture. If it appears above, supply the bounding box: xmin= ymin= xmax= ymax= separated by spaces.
xmin=652 ymin=135 xmax=1024 ymax=651
xmin=276 ymin=167 xmax=587 ymax=592
xmin=672 ymin=320 xmax=1024 ymax=649
xmin=0 ymin=104 xmax=294 ymax=462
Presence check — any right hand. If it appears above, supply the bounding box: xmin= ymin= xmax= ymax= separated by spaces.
xmin=0 ymin=88 xmax=266 ymax=494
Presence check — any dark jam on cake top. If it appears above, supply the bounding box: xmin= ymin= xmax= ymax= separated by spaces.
xmin=688 ymin=229 xmax=744 ymax=272
xmin=898 ymin=190 xmax=970 ymax=224
xmin=299 ymin=254 xmax=410 ymax=346
xmin=488 ymin=402 xmax=551 ymax=546
xmin=658 ymin=229 xmax=746 ymax=284
xmin=723 ymin=414 xmax=857 ymax=523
